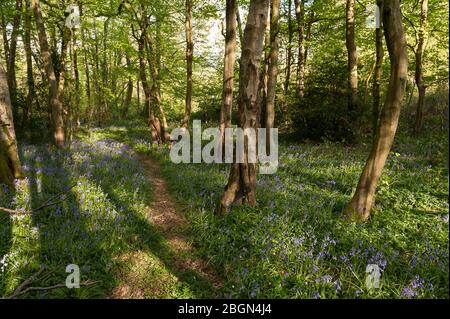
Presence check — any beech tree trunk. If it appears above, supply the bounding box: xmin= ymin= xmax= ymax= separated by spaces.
xmin=346 ymin=0 xmax=358 ymax=112
xmin=23 ymin=0 xmax=35 ymax=125
xmin=7 ymin=0 xmax=22 ymax=116
xmin=219 ymin=0 xmax=270 ymax=214
xmin=266 ymin=0 xmax=281 ymax=151
xmin=31 ymin=0 xmax=65 ymax=148
xmin=146 ymin=31 xmax=169 ymax=142
xmin=1 ymin=11 xmax=9 ymax=67
xmin=123 ymin=53 xmax=133 ymax=118
xmin=182 ymin=0 xmax=193 ymax=129
xmin=0 ymin=64 xmax=23 ymax=187
xmin=138 ymin=32 xmax=157 ymax=143
xmin=414 ymin=0 xmax=428 ymax=134
xmin=346 ymin=0 xmax=408 ymax=221
xmin=294 ymin=0 xmax=305 ymax=98
xmin=220 ymin=0 xmax=237 ymax=146
xmin=284 ymin=0 xmax=293 ymax=98
xmin=373 ymin=1 xmax=384 ymax=137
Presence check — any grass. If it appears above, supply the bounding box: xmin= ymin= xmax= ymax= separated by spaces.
xmin=0 ymin=113 xmax=448 ymax=299
xmin=0 ymin=132 xmax=214 ymax=298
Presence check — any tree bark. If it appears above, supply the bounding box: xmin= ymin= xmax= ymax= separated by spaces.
xmin=122 ymin=53 xmax=133 ymax=119
xmin=145 ymin=30 xmax=169 ymax=142
xmin=31 ymin=0 xmax=65 ymax=148
xmin=414 ymin=0 xmax=428 ymax=134
xmin=220 ymin=0 xmax=237 ymax=147
xmin=182 ymin=0 xmax=193 ymax=129
xmin=284 ymin=0 xmax=293 ymax=98
xmin=219 ymin=0 xmax=270 ymax=214
xmin=0 ymin=64 xmax=23 ymax=187
xmin=346 ymin=0 xmax=408 ymax=221
xmin=266 ymin=0 xmax=281 ymax=151
xmin=294 ymin=0 xmax=305 ymax=98
xmin=7 ymin=0 xmax=23 ymax=116
xmin=346 ymin=0 xmax=358 ymax=112
xmin=373 ymin=1 xmax=384 ymax=137
xmin=23 ymin=0 xmax=36 ymax=125
xmin=1 ymin=11 xmax=9 ymax=67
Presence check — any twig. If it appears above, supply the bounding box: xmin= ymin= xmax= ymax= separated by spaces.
xmin=0 ymin=207 xmax=30 ymax=215
xmin=32 ymin=183 xmax=77 ymax=212
xmin=6 ymin=280 xmax=98 ymax=299
xmin=13 ymin=268 xmax=46 ymax=295
xmin=0 ymin=183 xmax=77 ymax=215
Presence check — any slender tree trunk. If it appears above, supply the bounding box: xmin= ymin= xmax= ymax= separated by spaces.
xmin=123 ymin=53 xmax=133 ymax=119
xmin=220 ymin=0 xmax=237 ymax=147
xmin=266 ymin=0 xmax=281 ymax=151
xmin=138 ymin=28 xmax=161 ymax=143
xmin=294 ymin=0 xmax=305 ymax=98
xmin=72 ymin=27 xmax=80 ymax=131
xmin=7 ymin=0 xmax=23 ymax=117
xmin=0 ymin=64 xmax=23 ymax=187
xmin=236 ymin=5 xmax=244 ymax=45
xmin=1 ymin=11 xmax=9 ymax=67
xmin=258 ymin=23 xmax=270 ymax=127
xmin=23 ymin=0 xmax=35 ymax=125
xmin=281 ymin=0 xmax=295 ymax=125
xmin=219 ymin=0 xmax=270 ymax=214
xmin=346 ymin=0 xmax=358 ymax=112
xmin=284 ymin=0 xmax=293 ymax=98
xmin=182 ymin=0 xmax=193 ymax=129
xmin=78 ymin=2 xmax=91 ymax=125
xmin=31 ymin=0 xmax=65 ymax=148
xmin=304 ymin=11 xmax=314 ymax=63
xmin=364 ymin=61 xmax=375 ymax=105
xmin=145 ymin=31 xmax=169 ymax=142
xmin=137 ymin=80 xmax=140 ymax=114
xmin=346 ymin=0 xmax=408 ymax=221
xmin=373 ymin=2 xmax=384 ymax=137
xmin=414 ymin=0 xmax=428 ymax=134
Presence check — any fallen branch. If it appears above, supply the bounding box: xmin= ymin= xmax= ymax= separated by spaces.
xmin=5 ymin=280 xmax=98 ymax=299
xmin=12 ymin=268 xmax=46 ymax=294
xmin=0 ymin=183 xmax=77 ymax=215
xmin=0 ymin=207 xmax=29 ymax=215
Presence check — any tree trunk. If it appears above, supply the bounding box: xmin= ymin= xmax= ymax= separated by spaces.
xmin=145 ymin=31 xmax=169 ymax=142
xmin=282 ymin=0 xmax=294 ymax=123
xmin=138 ymin=28 xmax=161 ymax=144
xmin=72 ymin=28 xmax=80 ymax=129
xmin=182 ymin=0 xmax=193 ymax=129
xmin=346 ymin=0 xmax=408 ymax=221
xmin=414 ymin=0 xmax=428 ymax=134
xmin=373 ymin=1 xmax=384 ymax=137
xmin=294 ymin=0 xmax=305 ymax=98
xmin=1 ymin=11 xmax=9 ymax=67
xmin=7 ymin=0 xmax=22 ymax=116
xmin=122 ymin=53 xmax=133 ymax=119
xmin=346 ymin=0 xmax=358 ymax=112
xmin=220 ymin=0 xmax=237 ymax=147
xmin=23 ymin=0 xmax=35 ymax=125
xmin=31 ymin=0 xmax=65 ymax=148
xmin=0 ymin=64 xmax=23 ymax=187
xmin=219 ymin=0 xmax=270 ymax=214
xmin=236 ymin=5 xmax=244 ymax=45
xmin=266 ymin=0 xmax=281 ymax=151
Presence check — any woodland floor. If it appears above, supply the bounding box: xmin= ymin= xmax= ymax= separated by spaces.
xmin=0 ymin=117 xmax=448 ymax=299
xmin=110 ymin=150 xmax=222 ymax=298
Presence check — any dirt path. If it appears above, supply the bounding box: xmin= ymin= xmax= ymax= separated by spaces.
xmin=110 ymin=149 xmax=222 ymax=298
